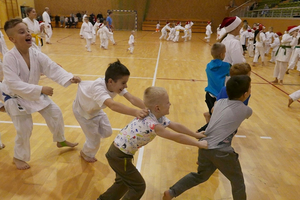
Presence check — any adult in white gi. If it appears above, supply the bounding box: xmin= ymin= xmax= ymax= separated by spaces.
xmin=160 ymin=22 xmax=171 ymax=40
xmin=220 ymin=16 xmax=245 ymax=65
xmin=81 ymin=17 xmax=94 ymax=52
xmin=272 ymin=26 xmax=299 ymax=84
xmin=269 ymin=32 xmax=281 ymax=63
xmin=204 ymin=21 xmax=212 ymax=42
xmin=97 ymin=22 xmax=112 ymax=50
xmin=173 ymin=22 xmax=185 ymax=43
xmin=42 ymin=7 xmax=52 ymax=44
xmin=23 ymin=7 xmax=42 ymax=50
xmin=2 ymin=18 xmax=81 ymax=170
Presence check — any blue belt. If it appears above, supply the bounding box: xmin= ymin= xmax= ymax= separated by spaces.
xmin=2 ymin=92 xmax=12 ymax=102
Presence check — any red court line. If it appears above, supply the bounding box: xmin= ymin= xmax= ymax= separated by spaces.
xmin=251 ymin=70 xmax=300 ymax=104
xmin=156 ymin=77 xmax=269 ymax=85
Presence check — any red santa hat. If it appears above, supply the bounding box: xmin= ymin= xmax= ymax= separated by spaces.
xmin=220 ymin=16 xmax=242 ymax=33
xmin=207 ymin=21 xmax=211 ymax=24
xmin=176 ymin=21 xmax=180 ymax=25
xmin=186 ymin=21 xmax=189 ymax=24
xmin=287 ymin=25 xmax=299 ymax=33
xmin=275 ymin=32 xmax=282 ymax=37
xmin=247 ymin=29 xmax=252 ymax=32
xmin=258 ymin=24 xmax=264 ymax=31
xmin=166 ymin=21 xmax=170 ymax=24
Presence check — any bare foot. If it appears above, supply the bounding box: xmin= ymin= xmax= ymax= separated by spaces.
xmin=0 ymin=143 xmax=5 ymax=149
xmin=288 ymin=98 xmax=294 ymax=107
xmin=262 ymin=62 xmax=265 ymax=66
xmin=271 ymin=79 xmax=278 ymax=84
xmin=57 ymin=140 xmax=78 ymax=148
xmin=163 ymin=190 xmax=173 ymax=200
xmin=46 ymin=42 xmax=52 ymax=44
xmin=279 ymin=80 xmax=283 ymax=85
xmin=203 ymin=112 xmax=211 ymax=123
xmin=13 ymin=157 xmax=30 ymax=170
xmin=286 ymin=70 xmax=289 ymax=74
xmin=80 ymin=150 xmax=97 ymax=162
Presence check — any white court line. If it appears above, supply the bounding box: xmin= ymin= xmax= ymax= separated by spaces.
xmin=47 ymin=53 xmax=157 ymax=60
xmin=260 ymin=136 xmax=272 ymax=139
xmin=136 ymin=42 xmax=162 ymax=172
xmin=235 ymin=135 xmax=247 ymax=138
xmin=72 ymin=74 xmax=153 ymax=80
xmin=0 ymin=121 xmax=121 ymax=131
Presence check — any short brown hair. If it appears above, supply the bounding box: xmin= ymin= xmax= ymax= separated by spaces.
xmin=26 ymin=7 xmax=34 ymax=16
xmin=211 ymin=43 xmax=225 ymax=59
xmin=4 ymin=18 xmax=24 ymax=35
xmin=226 ymin=75 xmax=251 ymax=100
xmin=230 ymin=63 xmax=251 ymax=76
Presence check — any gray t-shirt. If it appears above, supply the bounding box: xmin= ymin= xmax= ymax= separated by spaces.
xmin=202 ymin=98 xmax=252 ymax=150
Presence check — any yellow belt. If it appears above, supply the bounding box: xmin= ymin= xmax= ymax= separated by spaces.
xmin=31 ymin=33 xmax=40 ymax=45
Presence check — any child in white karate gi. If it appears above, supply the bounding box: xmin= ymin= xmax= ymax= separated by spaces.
xmin=0 ymin=83 xmax=5 ymax=149
xmin=2 ymin=18 xmax=81 ymax=170
xmin=286 ymin=36 xmax=300 ymax=75
xmin=0 ymin=30 xmax=9 ymax=79
xmin=173 ymin=22 xmax=185 ymax=42
xmin=167 ymin=24 xmax=176 ymax=41
xmin=269 ymin=32 xmax=281 ymax=63
xmin=160 ymin=22 xmax=171 ymax=40
xmin=247 ymin=29 xmax=254 ymax=57
xmin=272 ymin=26 xmax=299 ymax=85
xmin=205 ymin=21 xmax=212 ymax=42
xmin=97 ymin=19 xmax=113 ymax=50
xmin=127 ymin=30 xmax=135 ymax=54
xmin=253 ymin=24 xmax=266 ymax=66
xmin=72 ymin=60 xmax=148 ymax=163
xmin=81 ymin=16 xmax=94 ymax=52
xmin=92 ymin=18 xmax=101 ymax=44
xmin=265 ymin=27 xmax=274 ymax=55
xmin=156 ymin=21 xmax=160 ymax=32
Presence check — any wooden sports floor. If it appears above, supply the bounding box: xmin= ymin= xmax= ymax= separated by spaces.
xmin=0 ymin=28 xmax=300 ymax=200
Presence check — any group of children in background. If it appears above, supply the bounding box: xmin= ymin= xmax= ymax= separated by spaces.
xmin=79 ymin=10 xmax=135 ymax=53
xmin=0 ymin=13 xmax=300 ymax=200
xmin=158 ymin=21 xmax=194 ymax=42
xmin=223 ymin=19 xmax=300 ymax=85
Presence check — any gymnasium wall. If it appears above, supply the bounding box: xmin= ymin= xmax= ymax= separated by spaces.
xmin=33 ymin=0 xmax=247 ymax=31
xmin=0 ymin=0 xmax=35 ymax=29
xmin=243 ymin=17 xmax=300 ymax=34
xmin=145 ymin=0 xmax=247 ymax=31
xmin=34 ymin=0 xmax=148 ymax=31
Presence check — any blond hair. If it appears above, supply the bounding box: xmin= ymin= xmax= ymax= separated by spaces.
xmin=143 ymin=87 xmax=167 ymax=108
xmin=211 ymin=43 xmax=225 ymax=59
